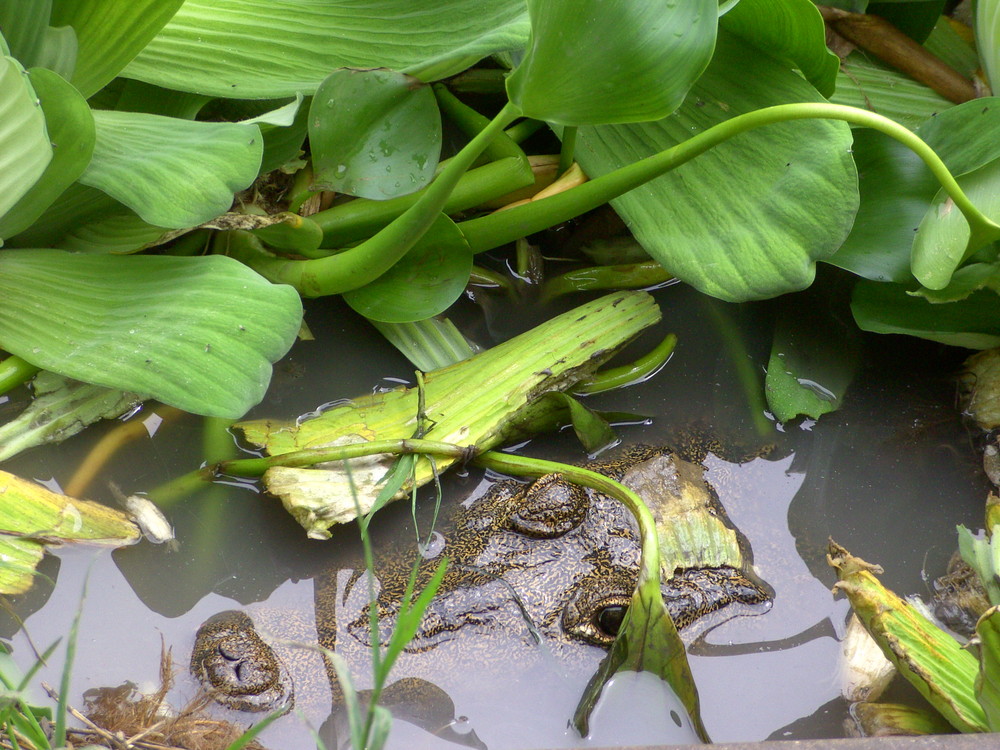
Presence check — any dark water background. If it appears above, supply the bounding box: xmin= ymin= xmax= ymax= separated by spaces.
xmin=0 ymin=279 xmax=989 ymax=748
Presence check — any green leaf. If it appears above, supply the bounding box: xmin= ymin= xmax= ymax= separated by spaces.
xmin=975 ymin=606 xmax=1000 ymax=731
xmin=310 ymin=69 xmax=441 ymax=200
xmin=58 ymin=211 xmax=169 ymax=254
xmin=506 ymin=0 xmax=716 ymax=125
xmin=0 ymin=250 xmax=303 ymax=418
xmin=718 ymin=0 xmax=838 ymax=97
xmin=867 ymin=0 xmax=946 ymax=43
xmin=829 ymin=53 xmax=953 ymax=131
xmin=909 ymin=262 xmax=1000 ymax=303
xmin=49 ymin=0 xmax=184 ymax=97
xmin=370 ymin=317 xmax=475 ymax=372
xmin=572 ymin=31 xmax=857 ymax=301
xmin=538 ymin=393 xmax=617 ymax=454
xmin=0 ymin=67 xmax=95 ymax=242
xmin=911 ymin=157 xmax=1000 ymax=289
xmin=851 ymin=279 xmax=1000 ymax=349
xmin=0 ymin=54 xmax=51 ymax=223
xmin=122 ymin=0 xmax=529 ymax=98
xmin=765 ymin=306 xmax=858 ymax=422
xmin=3 ymin=182 xmax=121 ymax=249
xmin=958 ymin=525 xmax=1000 ymax=607
xmin=917 ymin=98 xmax=1000 ymax=176
xmin=978 ymin=0 xmax=1000 ymax=93
xmin=342 ymin=214 xmax=472 ymax=323
xmin=573 ymin=580 xmax=707 ymax=742
xmin=825 ymin=130 xmax=935 ymax=283
xmin=79 ymin=110 xmax=262 ymax=228
xmin=0 ymin=1 xmax=77 ymax=79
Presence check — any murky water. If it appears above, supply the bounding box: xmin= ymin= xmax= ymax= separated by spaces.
xmin=1 ymin=281 xmax=989 ymax=748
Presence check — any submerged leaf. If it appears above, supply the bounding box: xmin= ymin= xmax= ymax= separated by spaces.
xmin=0 ymin=250 xmax=302 ymax=418
xmin=0 ymin=469 xmax=141 ymax=594
xmin=828 ymin=540 xmax=988 ymax=733
xmin=0 ymin=371 xmax=143 ymax=462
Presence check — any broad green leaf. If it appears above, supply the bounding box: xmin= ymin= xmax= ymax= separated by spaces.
xmin=911 ymin=157 xmax=1000 ymax=289
xmin=829 ymin=540 xmax=989 ymax=734
xmin=0 ymin=1 xmax=77 ymax=79
xmin=114 ymin=78 xmax=210 ymax=119
xmin=0 ymin=469 xmax=140 ymax=595
xmin=370 ymin=317 xmax=475 ymax=372
xmin=719 ymin=0 xmax=838 ymax=97
xmin=978 ymin=0 xmax=1000 ymax=93
xmin=58 ymin=211 xmax=169 ymax=254
xmin=829 ymin=53 xmax=953 ymax=131
xmin=342 ymin=214 xmax=471 ymax=323
xmin=0 ymin=54 xmax=51 ymax=222
xmin=572 ymin=31 xmax=857 ymax=302
xmin=0 ymin=250 xmax=302 ymax=418
xmin=79 ymin=110 xmax=262 ymax=228
xmin=924 ymin=17 xmax=981 ymax=79
xmin=310 ymin=69 xmax=441 ymax=200
xmin=3 ymin=182 xmax=122 ymax=249
xmin=975 ymin=606 xmax=1000 ymax=730
xmin=830 ymin=100 xmax=1000 ymax=284
xmin=0 ymin=67 xmax=94 ymax=241
xmin=506 ymin=0 xmax=716 ymax=126
xmin=49 ymin=0 xmax=184 ymax=97
xmin=0 ymin=371 xmax=141 ymax=462
xmin=852 ymin=279 xmax=1000 ymax=349
xmin=825 ymin=131 xmax=932 ymax=283
xmin=123 ymin=0 xmax=529 ymax=98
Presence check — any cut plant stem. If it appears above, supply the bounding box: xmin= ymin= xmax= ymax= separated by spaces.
xmin=575 ymin=333 xmax=677 ymax=394
xmin=0 ymin=355 xmax=39 ymax=397
xmin=459 ymin=103 xmax=1000 ymax=256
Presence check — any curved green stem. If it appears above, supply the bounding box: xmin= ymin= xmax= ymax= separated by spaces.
xmin=0 ymin=355 xmax=40 ymax=396
xmin=229 ymin=102 xmax=522 ymax=297
xmin=539 ymin=260 xmax=673 ymax=302
xmin=459 ymin=102 xmax=1000 ymax=254
xmin=575 ymin=333 xmax=677 ymax=394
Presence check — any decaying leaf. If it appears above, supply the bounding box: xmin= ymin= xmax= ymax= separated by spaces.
xmin=237 ymin=291 xmax=662 ymax=537
xmin=0 ymin=470 xmax=141 ymax=594
xmin=961 ymin=348 xmax=1000 ymax=429
xmin=828 ymin=539 xmax=988 ymax=733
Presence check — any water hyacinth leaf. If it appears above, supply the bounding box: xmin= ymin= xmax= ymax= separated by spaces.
xmin=0 ymin=469 xmax=140 ymax=595
xmin=506 ymin=0 xmax=716 ymax=126
xmin=310 ymin=69 xmax=441 ymax=200
xmin=49 ymin=0 xmax=184 ymax=97
xmin=828 ymin=540 xmax=988 ymax=733
xmin=910 ymin=262 xmax=1000 ymax=304
xmin=825 ymin=130 xmax=936 ymax=284
xmin=573 ymin=31 xmax=857 ymax=302
xmin=238 ymin=291 xmax=660 ymax=536
xmin=3 ymin=182 xmax=121 ymax=249
xmin=0 ymin=67 xmax=94 ymax=242
xmin=371 ymin=317 xmax=475 ymax=372
xmin=975 ymin=606 xmax=1000 ymax=730
xmin=342 ymin=214 xmax=471 ymax=323
xmin=573 ymin=582 xmax=707 ymax=742
xmin=0 ymin=54 xmax=51 ymax=222
xmin=917 ymin=98 xmax=1000 ymax=176
xmin=911 ymin=158 xmax=1000 ymax=290
xmin=0 ymin=250 xmax=303 ymax=418
xmin=718 ymin=0 xmax=837 ymax=97
xmin=977 ymin=0 xmax=1000 ymax=93
xmin=123 ymin=0 xmax=529 ymax=98
xmin=78 ymin=111 xmax=262 ymax=229
xmin=58 ymin=210 xmax=170 ymax=255
xmin=0 ymin=371 xmax=142 ymax=462
xmin=0 ymin=1 xmax=77 ymax=79
xmin=852 ymin=280 xmax=1000 ymax=349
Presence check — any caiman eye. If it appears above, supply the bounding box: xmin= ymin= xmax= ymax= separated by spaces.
xmin=594 ymin=604 xmax=628 ymax=638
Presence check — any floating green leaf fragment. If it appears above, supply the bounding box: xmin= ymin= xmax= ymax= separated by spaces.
xmin=237 ymin=291 xmax=661 ymax=537
xmin=828 ymin=540 xmax=988 ymax=733
xmin=0 ymin=470 xmax=140 ymax=594
xmin=0 ymin=371 xmax=143 ymax=462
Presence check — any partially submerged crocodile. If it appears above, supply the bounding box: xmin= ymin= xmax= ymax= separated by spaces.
xmin=191 ymin=445 xmax=772 ymax=740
